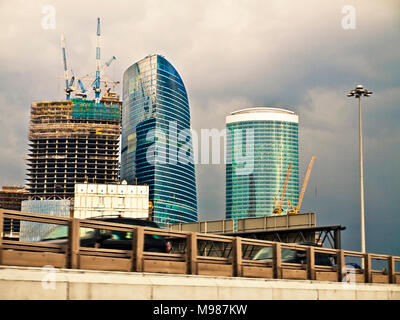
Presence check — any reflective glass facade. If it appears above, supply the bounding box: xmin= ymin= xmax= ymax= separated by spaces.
xmin=121 ymin=54 xmax=197 ymax=227
xmin=20 ymin=200 xmax=71 ymax=242
xmin=226 ymin=108 xmax=299 ymax=220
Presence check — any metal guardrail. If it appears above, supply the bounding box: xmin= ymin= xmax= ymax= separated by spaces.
xmin=0 ymin=209 xmax=399 ymax=284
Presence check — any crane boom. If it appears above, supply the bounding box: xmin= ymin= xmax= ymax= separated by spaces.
xmin=102 ymin=56 xmax=116 ymax=72
xmin=295 ymin=155 xmax=316 ymax=213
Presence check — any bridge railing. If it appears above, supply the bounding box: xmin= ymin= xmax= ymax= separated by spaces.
xmin=0 ymin=209 xmax=399 ymax=284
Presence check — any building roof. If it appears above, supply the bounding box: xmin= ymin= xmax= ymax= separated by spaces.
xmin=230 ymin=107 xmax=295 ymax=115
xmin=226 ymin=107 xmax=298 ymax=124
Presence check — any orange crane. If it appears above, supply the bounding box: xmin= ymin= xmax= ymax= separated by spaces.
xmin=288 ymin=155 xmax=316 ymax=215
xmin=272 ymin=164 xmax=292 ymax=215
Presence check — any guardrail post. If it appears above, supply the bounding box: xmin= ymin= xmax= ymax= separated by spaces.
xmin=306 ymin=246 xmax=316 ymax=280
xmin=233 ymin=237 xmax=242 ymax=277
xmin=68 ymin=218 xmax=80 ymax=269
xmin=388 ymin=256 xmax=395 ymax=284
xmin=273 ymin=242 xmax=282 ymax=279
xmin=0 ymin=210 xmax=3 ymax=265
xmin=132 ymin=226 xmax=144 ymax=272
xmin=364 ymin=253 xmax=372 ymax=283
xmin=186 ymin=232 xmax=197 ymax=275
xmin=337 ymin=249 xmax=345 ymax=282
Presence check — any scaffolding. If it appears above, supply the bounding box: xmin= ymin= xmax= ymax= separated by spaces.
xmin=71 ymin=99 xmax=121 ymax=121
xmin=26 ymin=99 xmax=122 ymax=199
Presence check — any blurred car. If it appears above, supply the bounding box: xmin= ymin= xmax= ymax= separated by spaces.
xmin=252 ymin=241 xmax=334 ymax=266
xmin=252 ymin=242 xmax=363 ymax=270
xmin=40 ymin=216 xmax=171 ymax=253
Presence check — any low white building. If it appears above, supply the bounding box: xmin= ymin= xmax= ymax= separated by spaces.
xmin=73 ymin=181 xmax=149 ymax=219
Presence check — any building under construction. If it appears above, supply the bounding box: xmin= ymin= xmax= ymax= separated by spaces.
xmin=0 ymin=186 xmax=29 ymax=238
xmin=26 ymin=95 xmax=121 ymax=199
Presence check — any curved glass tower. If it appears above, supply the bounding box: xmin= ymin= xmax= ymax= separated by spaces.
xmin=121 ymin=54 xmax=197 ymax=227
xmin=226 ymin=107 xmax=299 ymax=220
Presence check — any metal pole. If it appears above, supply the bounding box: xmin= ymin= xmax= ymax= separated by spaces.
xmin=359 ymin=97 xmax=366 ymax=256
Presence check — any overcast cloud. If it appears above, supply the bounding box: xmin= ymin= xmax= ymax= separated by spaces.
xmin=0 ymin=0 xmax=399 ymax=255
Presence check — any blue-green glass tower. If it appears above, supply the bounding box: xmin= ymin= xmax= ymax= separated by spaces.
xmin=226 ymin=107 xmax=299 ymax=220
xmin=121 ymin=54 xmax=197 ymax=227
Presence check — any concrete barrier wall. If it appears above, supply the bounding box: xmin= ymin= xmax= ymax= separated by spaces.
xmin=1 ymin=266 xmax=399 ymax=300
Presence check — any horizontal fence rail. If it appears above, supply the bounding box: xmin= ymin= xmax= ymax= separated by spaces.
xmin=0 ymin=209 xmax=399 ymax=284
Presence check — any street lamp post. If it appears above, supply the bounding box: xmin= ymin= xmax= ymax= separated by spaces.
xmin=347 ymin=85 xmax=372 ymax=256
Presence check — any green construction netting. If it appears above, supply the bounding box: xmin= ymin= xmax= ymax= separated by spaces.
xmin=71 ymin=99 xmax=121 ymax=121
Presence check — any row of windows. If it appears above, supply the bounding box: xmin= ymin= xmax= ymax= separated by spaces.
xmin=226 ymin=129 xmax=298 ymax=135
xmin=227 ymin=157 xmax=299 ymax=165
xmin=226 ymin=184 xmax=299 ymax=191
xmin=134 ymin=156 xmax=196 ymax=182
xmin=123 ymin=101 xmax=191 ymax=130
xmin=125 ymin=73 xmax=189 ymax=106
xmin=226 ymin=170 xmax=299 ymax=177
xmin=153 ymin=208 xmax=197 ymax=225
xmin=227 ymin=174 xmax=299 ymax=181
xmin=227 ymin=121 xmax=298 ymax=127
xmin=226 ymin=192 xmax=299 ymax=199
xmin=157 ymin=81 xmax=189 ymax=103
xmin=227 ymin=165 xmax=299 ymax=171
xmin=226 ymin=194 xmax=299 ymax=203
xmin=153 ymin=197 xmax=197 ymax=215
xmin=227 ymin=128 xmax=298 ymax=134
xmin=228 ymin=143 xmax=299 ymax=151
xmin=152 ymin=187 xmax=197 ymax=208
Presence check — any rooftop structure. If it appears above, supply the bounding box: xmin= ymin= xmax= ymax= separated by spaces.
xmin=73 ymin=182 xmax=149 ymax=219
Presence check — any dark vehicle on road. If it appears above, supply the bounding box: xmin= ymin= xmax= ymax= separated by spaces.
xmin=40 ymin=216 xmax=171 ymax=253
xmin=252 ymin=241 xmax=334 ymax=266
xmin=252 ymin=242 xmax=362 ymax=270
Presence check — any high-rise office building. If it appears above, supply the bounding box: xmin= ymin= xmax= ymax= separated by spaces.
xmin=225 ymin=107 xmax=299 ymax=220
xmin=121 ymin=54 xmax=197 ymax=227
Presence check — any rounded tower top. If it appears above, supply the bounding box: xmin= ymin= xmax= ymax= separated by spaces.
xmin=226 ymin=107 xmax=298 ymax=124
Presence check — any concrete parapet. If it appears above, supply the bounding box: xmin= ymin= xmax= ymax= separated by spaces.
xmin=0 ymin=266 xmax=399 ymax=300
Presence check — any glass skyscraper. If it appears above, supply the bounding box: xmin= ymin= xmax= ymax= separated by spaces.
xmin=226 ymin=107 xmax=299 ymax=220
xmin=121 ymin=54 xmax=197 ymax=227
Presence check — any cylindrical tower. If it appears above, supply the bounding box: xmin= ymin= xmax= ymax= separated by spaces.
xmin=225 ymin=107 xmax=299 ymax=220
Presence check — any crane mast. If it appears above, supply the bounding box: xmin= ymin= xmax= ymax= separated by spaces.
xmin=59 ymin=18 xmax=117 ymax=101
xmin=61 ymin=33 xmax=74 ymax=99
xmin=273 ymin=164 xmax=292 ymax=215
xmin=94 ymin=17 xmax=101 ymax=104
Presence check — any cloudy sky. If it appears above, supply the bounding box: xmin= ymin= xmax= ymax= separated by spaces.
xmin=0 ymin=0 xmax=399 ymax=255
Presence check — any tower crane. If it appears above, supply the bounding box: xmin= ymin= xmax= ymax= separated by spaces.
xmin=91 ymin=56 xmax=117 ymax=95
xmin=93 ymin=17 xmax=101 ymax=104
xmin=102 ymin=56 xmax=116 ymax=72
xmin=272 ymin=164 xmax=292 ymax=215
xmin=61 ymin=33 xmax=75 ymax=99
xmin=75 ymin=79 xmax=87 ymax=99
xmin=288 ymin=155 xmax=316 ymax=215
xmin=59 ymin=18 xmax=116 ymax=101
